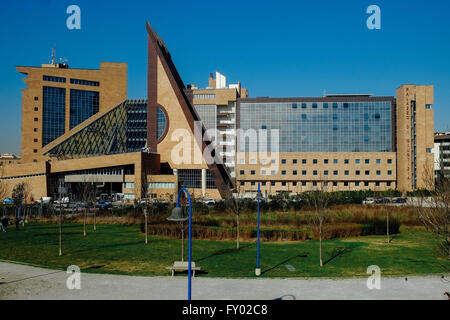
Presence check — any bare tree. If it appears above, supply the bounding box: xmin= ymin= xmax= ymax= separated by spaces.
xmin=59 ymin=207 xmax=63 ymax=256
xmin=417 ymin=163 xmax=450 ymax=264
xmin=305 ymin=180 xmax=333 ymax=267
xmin=226 ymin=182 xmax=242 ymax=249
xmin=77 ymin=177 xmax=97 ymax=237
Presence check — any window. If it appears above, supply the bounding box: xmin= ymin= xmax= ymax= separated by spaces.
xmin=33 ymin=139 xmax=38 ymax=143
xmin=364 ymin=182 xmax=369 ymax=187
xmin=33 ymin=149 xmax=37 ymax=153
xmin=332 ymin=114 xmax=338 ymax=120
xmin=293 ymin=170 xmax=297 ymax=175
xmin=312 ymin=103 xmax=318 ymax=109
xmin=426 ymin=148 xmax=432 ymax=153
xmin=344 ymin=182 xmax=349 ymax=186
xmin=333 ymin=159 xmax=338 ymax=164
xmin=376 ymin=170 xmax=381 ymax=175
xmin=293 ymin=182 xmax=297 ymax=186
xmin=261 ymin=170 xmax=266 ymax=175
xmin=344 ymin=159 xmax=349 ymax=164
xmin=365 ymin=170 xmax=370 ymax=175
xmin=345 ymin=170 xmax=349 ymax=175
xmin=343 ymin=103 xmax=349 ymax=108
xmin=332 ymin=103 xmax=338 ymax=109
xmin=42 ymin=86 xmax=66 ymax=146
xmin=333 ymin=170 xmax=338 ymax=175
xmin=43 ymin=75 xmax=66 ymax=83
xmin=355 ymin=182 xmax=360 ymax=187
xmin=376 ymin=159 xmax=381 ymax=164
xmin=261 ymin=125 xmax=267 ymax=130
xmin=365 ymin=159 xmax=370 ymax=164
xmin=194 ymin=94 xmax=215 ymax=100
xmin=34 ymin=118 xmax=38 ymax=122
xmin=388 ymin=170 xmax=392 ymax=175
xmin=251 ymin=182 xmax=256 ymax=186
xmin=301 ymin=103 xmax=307 ymax=109
xmin=355 ymin=159 xmax=360 ymax=164
xmin=293 ymin=159 xmax=298 ymax=164
xmin=302 ymin=114 xmax=307 ymax=120
xmin=34 ymin=97 xmax=39 ymax=101
xmin=34 ymin=107 xmax=39 ymax=111
xmin=324 ymin=159 xmax=329 ymax=164
xmin=251 ymin=170 xmax=255 ymax=175
xmin=70 ymin=78 xmax=100 ymax=87
xmin=323 ymin=103 xmax=328 ymax=108
xmin=356 ymin=170 xmax=360 ymax=175
xmin=387 ymin=182 xmax=391 ymax=187
xmin=124 ymin=182 xmax=135 ymax=189
xmin=375 ymin=182 xmax=380 ymax=187
xmin=313 ymin=170 xmax=318 ymax=176
xmin=240 ymin=170 xmax=244 ymax=175
xmin=271 ymin=182 xmax=276 ymax=186
xmin=302 ymin=170 xmax=307 ymax=175
xmin=313 ymin=159 xmax=318 ymax=164
xmin=302 ymin=159 xmax=307 ymax=164
xmin=240 ymin=181 xmax=245 ymax=186
xmin=387 ymin=159 xmax=392 ymax=164
xmin=333 ymin=182 xmax=338 ymax=187
xmin=271 ymin=170 xmax=276 ymax=175
xmin=281 ymin=159 xmax=286 ymax=164
xmin=292 ymin=103 xmax=297 ymax=109
xmin=148 ymin=182 xmax=175 ymax=189
xmin=313 ymin=182 xmax=317 ymax=187
xmin=70 ymin=89 xmax=99 ymax=129
xmin=281 ymin=182 xmax=287 ymax=186
xmin=281 ymin=170 xmax=286 ymax=175
xmin=324 ymin=170 xmax=329 ymax=175
xmin=262 ymin=182 xmax=267 ymax=186
xmin=302 ymin=181 xmax=307 ymax=186
xmin=34 ymin=128 xmax=38 ymax=132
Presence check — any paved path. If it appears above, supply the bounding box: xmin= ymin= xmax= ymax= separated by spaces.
xmin=0 ymin=262 xmax=448 ymax=300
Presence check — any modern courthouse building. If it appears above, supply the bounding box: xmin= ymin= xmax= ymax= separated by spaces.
xmin=0 ymin=22 xmax=436 ymax=201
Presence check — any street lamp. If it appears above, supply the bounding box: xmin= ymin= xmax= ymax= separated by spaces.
xmin=255 ymin=182 xmax=263 ymax=276
xmin=169 ymin=188 xmax=193 ymax=300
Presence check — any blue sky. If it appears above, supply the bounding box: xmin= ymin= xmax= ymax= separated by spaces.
xmin=0 ymin=0 xmax=449 ymax=155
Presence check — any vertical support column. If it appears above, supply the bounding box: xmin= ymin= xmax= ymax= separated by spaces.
xmin=201 ymin=169 xmax=206 ymax=198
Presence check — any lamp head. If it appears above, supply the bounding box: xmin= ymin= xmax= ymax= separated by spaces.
xmin=167 ymin=207 xmax=189 ymax=222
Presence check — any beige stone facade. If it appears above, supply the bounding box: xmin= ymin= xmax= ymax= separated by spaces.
xmin=17 ymin=62 xmax=127 ymax=163
xmin=396 ymin=85 xmax=434 ymax=191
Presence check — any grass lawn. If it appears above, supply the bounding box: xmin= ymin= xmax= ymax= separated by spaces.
xmin=0 ymin=222 xmax=448 ymax=278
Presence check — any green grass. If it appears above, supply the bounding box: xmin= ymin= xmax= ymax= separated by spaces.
xmin=0 ymin=223 xmax=448 ymax=278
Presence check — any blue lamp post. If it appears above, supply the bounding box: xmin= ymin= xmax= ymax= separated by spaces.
xmin=255 ymin=182 xmax=263 ymax=276
xmin=172 ymin=188 xmax=193 ymax=300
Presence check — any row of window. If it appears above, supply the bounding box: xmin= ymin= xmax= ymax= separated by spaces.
xmin=43 ymin=75 xmax=66 ymax=83
xmin=70 ymin=78 xmax=100 ymax=87
xmin=148 ymin=182 xmax=175 ymax=189
xmin=0 ymin=173 xmax=45 ymax=181
xmin=241 ymin=181 xmax=393 ymax=187
xmin=240 ymin=169 xmax=393 ymax=176
xmin=194 ymin=94 xmax=216 ymax=100
xmin=242 ymin=158 xmax=394 ymax=165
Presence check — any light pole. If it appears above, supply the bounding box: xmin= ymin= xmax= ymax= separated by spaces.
xmin=170 ymin=188 xmax=192 ymax=300
xmin=255 ymin=182 xmax=262 ymax=276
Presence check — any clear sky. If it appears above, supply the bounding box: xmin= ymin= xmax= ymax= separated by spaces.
xmin=0 ymin=0 xmax=449 ymax=155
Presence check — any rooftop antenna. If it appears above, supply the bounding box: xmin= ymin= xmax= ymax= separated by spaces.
xmin=49 ymin=45 xmax=57 ymax=65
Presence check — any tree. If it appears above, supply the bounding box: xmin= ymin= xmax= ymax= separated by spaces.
xmin=304 ymin=180 xmax=333 ymax=267
xmin=417 ymin=164 xmax=450 ymax=264
xmin=226 ymin=182 xmax=242 ymax=249
xmin=76 ymin=177 xmax=98 ymax=237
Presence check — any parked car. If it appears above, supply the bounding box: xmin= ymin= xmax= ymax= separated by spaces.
xmin=96 ymin=200 xmax=112 ymax=209
xmin=202 ymin=199 xmax=216 ymax=206
xmin=375 ymin=197 xmax=390 ymax=204
xmin=3 ymin=198 xmax=14 ymax=205
xmin=392 ymin=198 xmax=407 ymax=204
xmin=362 ymin=197 xmax=375 ymax=204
